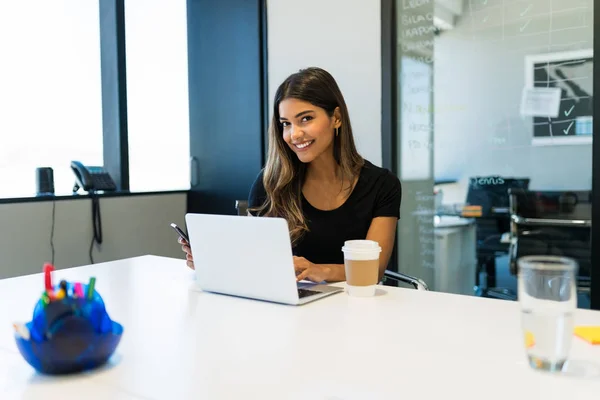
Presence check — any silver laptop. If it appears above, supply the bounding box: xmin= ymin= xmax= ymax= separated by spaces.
xmin=184 ymin=213 xmax=343 ymax=305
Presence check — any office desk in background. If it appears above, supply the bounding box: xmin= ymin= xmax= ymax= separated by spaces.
xmin=433 ymin=216 xmax=477 ymax=295
xmin=0 ymin=255 xmax=599 ymax=399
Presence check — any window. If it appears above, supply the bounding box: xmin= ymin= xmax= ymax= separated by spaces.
xmin=0 ymin=0 xmax=103 ymax=198
xmin=124 ymin=0 xmax=190 ymax=192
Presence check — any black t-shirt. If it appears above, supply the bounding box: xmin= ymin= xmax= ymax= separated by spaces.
xmin=247 ymin=160 xmax=402 ymax=265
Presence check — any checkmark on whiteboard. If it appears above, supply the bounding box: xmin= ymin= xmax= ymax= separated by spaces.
xmin=564 ymin=105 xmax=575 ymax=116
xmin=563 ymin=121 xmax=574 ymax=135
xmin=520 ymin=19 xmax=532 ymax=32
xmin=520 ymin=4 xmax=533 ymax=16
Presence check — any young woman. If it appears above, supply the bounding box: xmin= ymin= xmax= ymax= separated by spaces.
xmin=181 ymin=67 xmax=401 ymax=283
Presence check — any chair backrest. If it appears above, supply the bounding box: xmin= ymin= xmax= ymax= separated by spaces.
xmin=235 ymin=200 xmax=248 ymax=216
xmin=465 ymin=176 xmax=530 ymax=252
xmin=508 ymin=188 xmax=591 ymax=287
xmin=509 ymin=189 xmax=591 ymax=221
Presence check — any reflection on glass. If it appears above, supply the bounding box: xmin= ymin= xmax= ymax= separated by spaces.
xmin=395 ymin=0 xmax=593 ymax=308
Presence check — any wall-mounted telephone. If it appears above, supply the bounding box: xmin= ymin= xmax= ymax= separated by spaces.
xmin=71 ymin=161 xmax=117 ymax=193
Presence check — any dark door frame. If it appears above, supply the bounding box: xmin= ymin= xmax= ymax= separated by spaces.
xmin=591 ymin=3 xmax=599 ymax=310
xmin=381 ymin=0 xmax=398 ymax=276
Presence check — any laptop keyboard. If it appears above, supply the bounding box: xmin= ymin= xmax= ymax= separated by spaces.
xmin=298 ymin=288 xmax=321 ymax=298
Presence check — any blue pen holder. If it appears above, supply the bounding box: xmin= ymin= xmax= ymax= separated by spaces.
xmin=14 ymin=281 xmax=123 ymax=375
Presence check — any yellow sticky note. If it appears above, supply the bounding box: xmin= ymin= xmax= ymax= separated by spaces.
xmin=461 ymin=205 xmax=482 ymax=217
xmin=524 ymin=331 xmax=535 ymax=349
xmin=574 ymin=326 xmax=600 ymax=345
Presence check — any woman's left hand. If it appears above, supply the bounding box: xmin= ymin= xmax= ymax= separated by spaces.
xmin=294 ymin=256 xmax=331 ymax=282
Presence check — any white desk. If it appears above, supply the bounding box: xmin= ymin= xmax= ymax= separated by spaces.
xmin=0 ymin=255 xmax=599 ymax=399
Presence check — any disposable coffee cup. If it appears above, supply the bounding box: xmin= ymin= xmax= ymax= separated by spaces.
xmin=341 ymin=240 xmax=381 ymax=297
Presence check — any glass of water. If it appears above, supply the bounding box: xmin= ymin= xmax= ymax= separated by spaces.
xmin=518 ymin=255 xmax=578 ymax=372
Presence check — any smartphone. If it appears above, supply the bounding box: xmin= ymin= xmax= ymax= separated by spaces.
xmin=170 ymin=223 xmax=190 ymax=243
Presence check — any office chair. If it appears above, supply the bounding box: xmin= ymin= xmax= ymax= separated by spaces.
xmin=233 ymin=200 xmax=429 ymax=291
xmin=382 ymin=271 xmax=429 ymax=290
xmin=235 ymin=200 xmax=248 ymax=216
xmin=464 ymin=176 xmax=530 ymax=297
xmin=504 ymin=189 xmax=591 ymax=301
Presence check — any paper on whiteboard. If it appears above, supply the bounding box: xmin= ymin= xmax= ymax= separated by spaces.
xmin=520 ymin=87 xmax=561 ymax=118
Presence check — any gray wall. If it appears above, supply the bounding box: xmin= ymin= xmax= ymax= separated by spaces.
xmin=433 ymin=0 xmax=593 ymax=190
xmin=0 ymin=194 xmax=186 ymax=279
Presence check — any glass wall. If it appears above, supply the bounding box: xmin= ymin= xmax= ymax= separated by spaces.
xmin=396 ymin=0 xmax=594 ymax=308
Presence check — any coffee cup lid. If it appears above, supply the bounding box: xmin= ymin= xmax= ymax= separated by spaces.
xmin=342 ymin=240 xmax=381 ymax=253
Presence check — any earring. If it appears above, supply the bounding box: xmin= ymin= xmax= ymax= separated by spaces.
xmin=336 ymin=127 xmax=339 ymax=137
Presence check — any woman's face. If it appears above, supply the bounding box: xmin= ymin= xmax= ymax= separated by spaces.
xmin=279 ymin=98 xmax=339 ymax=164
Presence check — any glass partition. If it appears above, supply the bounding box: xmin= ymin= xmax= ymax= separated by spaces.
xmin=395 ymin=0 xmax=594 ymax=308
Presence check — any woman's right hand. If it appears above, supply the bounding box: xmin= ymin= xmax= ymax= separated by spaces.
xmin=179 ymin=237 xmax=194 ymax=270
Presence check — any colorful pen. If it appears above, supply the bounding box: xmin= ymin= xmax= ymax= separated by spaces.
xmin=54 ymin=289 xmax=65 ymax=300
xmin=52 ymin=279 xmax=67 ymax=300
xmin=86 ymin=277 xmax=96 ymax=299
xmin=74 ymin=282 xmax=84 ymax=298
xmin=41 ymin=292 xmax=50 ymax=306
xmin=43 ymin=263 xmax=54 ymax=292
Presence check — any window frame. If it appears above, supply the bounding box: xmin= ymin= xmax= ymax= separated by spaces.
xmin=99 ymin=0 xmax=129 ymax=192
xmin=0 ymin=0 xmax=129 ymax=202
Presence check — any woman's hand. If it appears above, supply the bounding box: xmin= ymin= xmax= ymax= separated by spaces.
xmin=294 ymin=256 xmax=331 ymax=282
xmin=179 ymin=237 xmax=194 ymax=270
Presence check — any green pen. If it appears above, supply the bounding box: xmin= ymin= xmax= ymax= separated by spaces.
xmin=86 ymin=277 xmax=96 ymax=299
xmin=41 ymin=292 xmax=50 ymax=307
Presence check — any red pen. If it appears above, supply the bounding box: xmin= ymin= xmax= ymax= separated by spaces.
xmin=43 ymin=263 xmax=54 ymax=292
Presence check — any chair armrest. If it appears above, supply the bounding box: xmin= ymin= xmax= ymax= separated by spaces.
xmin=235 ymin=200 xmax=249 ymax=216
xmin=511 ymin=215 xmax=591 ymax=228
xmin=383 ymin=270 xmax=429 ymax=291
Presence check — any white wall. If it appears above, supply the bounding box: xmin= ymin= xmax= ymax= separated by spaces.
xmin=266 ymin=0 xmax=382 ymax=167
xmin=0 ymin=194 xmax=187 ymax=279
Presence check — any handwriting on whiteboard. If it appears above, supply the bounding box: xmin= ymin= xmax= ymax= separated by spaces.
xmin=401 ymin=13 xmax=433 ymax=25
xmin=409 ymin=140 xmax=433 ymax=150
xmin=402 ymin=25 xmax=437 ymax=39
xmin=415 ymin=190 xmax=435 ymax=266
xmin=402 ymin=0 xmax=431 ymax=10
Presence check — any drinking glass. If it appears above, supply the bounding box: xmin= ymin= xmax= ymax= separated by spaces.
xmin=518 ymin=255 xmax=578 ymax=372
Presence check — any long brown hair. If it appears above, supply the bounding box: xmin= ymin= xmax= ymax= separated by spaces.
xmin=251 ymin=67 xmax=364 ymax=245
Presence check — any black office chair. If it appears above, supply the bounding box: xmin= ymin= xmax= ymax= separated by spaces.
xmin=464 ymin=176 xmax=530 ymax=297
xmin=504 ymin=189 xmax=591 ymax=302
xmin=235 ymin=200 xmax=249 ymax=216
xmin=233 ymin=200 xmax=429 ymax=291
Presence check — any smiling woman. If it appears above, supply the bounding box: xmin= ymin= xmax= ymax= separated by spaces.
xmin=243 ymin=67 xmax=402 ymax=283
xmin=180 ymin=67 xmax=401 ymax=282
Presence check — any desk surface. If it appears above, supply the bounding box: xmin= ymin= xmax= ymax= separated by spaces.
xmin=1 ymin=255 xmax=599 ymax=399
